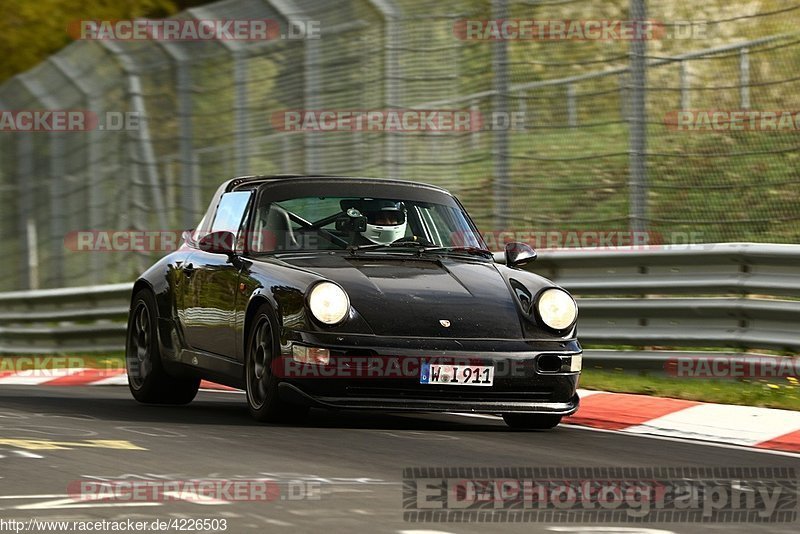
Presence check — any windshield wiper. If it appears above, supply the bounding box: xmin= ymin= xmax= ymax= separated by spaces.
xmin=348 ymin=242 xmax=493 ymax=258
xmin=420 ymin=246 xmax=494 ymax=258
xmin=348 ymin=241 xmax=430 ymax=254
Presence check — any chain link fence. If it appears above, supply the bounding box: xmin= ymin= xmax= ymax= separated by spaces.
xmin=0 ymin=0 xmax=799 ymax=290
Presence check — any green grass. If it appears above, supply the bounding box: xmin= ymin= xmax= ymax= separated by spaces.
xmin=580 ymin=369 xmax=800 ymax=411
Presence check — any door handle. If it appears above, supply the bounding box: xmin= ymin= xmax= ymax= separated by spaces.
xmin=184 ymin=263 xmax=195 ymax=277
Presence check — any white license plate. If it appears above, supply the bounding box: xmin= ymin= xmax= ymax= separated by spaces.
xmin=420 ymin=363 xmax=494 ymax=386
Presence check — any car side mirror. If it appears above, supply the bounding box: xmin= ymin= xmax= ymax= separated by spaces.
xmin=198 ymin=230 xmax=236 ymax=256
xmin=505 ymin=242 xmax=537 ymax=268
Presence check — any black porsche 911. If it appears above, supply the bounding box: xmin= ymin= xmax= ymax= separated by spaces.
xmin=126 ymin=175 xmax=581 ymax=429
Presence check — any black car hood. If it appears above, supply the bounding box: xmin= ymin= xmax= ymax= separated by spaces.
xmin=277 ymin=253 xmax=531 ymax=338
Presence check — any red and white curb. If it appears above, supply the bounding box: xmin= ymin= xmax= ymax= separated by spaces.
xmin=1 ymin=370 xmax=799 ymax=453
xmin=566 ymin=389 xmax=800 ymax=454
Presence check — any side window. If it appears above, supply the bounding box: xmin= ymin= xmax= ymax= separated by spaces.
xmin=209 ymin=192 xmax=252 ymax=253
xmin=211 ymin=191 xmax=252 ymax=233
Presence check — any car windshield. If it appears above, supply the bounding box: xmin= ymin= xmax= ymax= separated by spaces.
xmin=248 ymin=195 xmax=487 ymax=255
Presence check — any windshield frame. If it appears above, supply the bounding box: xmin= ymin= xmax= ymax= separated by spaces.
xmin=242 ymin=178 xmax=488 ymax=258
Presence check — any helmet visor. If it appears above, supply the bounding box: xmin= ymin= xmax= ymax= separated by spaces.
xmin=363 ymin=209 xmax=405 ymax=226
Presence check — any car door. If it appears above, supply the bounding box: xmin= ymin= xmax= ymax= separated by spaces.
xmin=182 ymin=190 xmax=253 ymax=356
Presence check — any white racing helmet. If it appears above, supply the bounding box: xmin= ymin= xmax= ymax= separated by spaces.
xmin=361 ymin=204 xmax=407 ymax=245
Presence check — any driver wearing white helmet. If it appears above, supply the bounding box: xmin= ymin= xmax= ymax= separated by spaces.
xmin=340 ymin=199 xmax=408 ymax=245
xmin=361 ymin=205 xmax=407 ymax=245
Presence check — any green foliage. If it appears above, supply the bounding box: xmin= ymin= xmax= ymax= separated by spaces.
xmin=0 ymin=0 xmax=215 ymax=82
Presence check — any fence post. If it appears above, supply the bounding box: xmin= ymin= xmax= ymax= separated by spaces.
xmin=178 ymin=59 xmax=200 ymax=228
xmin=680 ymin=60 xmax=691 ymax=110
xmin=49 ymin=56 xmax=106 ymax=281
xmin=740 ymin=48 xmax=750 ymax=109
xmin=152 ymin=41 xmax=200 ymax=231
xmin=369 ymin=0 xmax=402 ymax=180
xmin=567 ymin=84 xmax=577 ymax=128
xmin=99 ymin=41 xmax=167 ymax=232
xmin=18 ymin=76 xmax=64 ymax=287
xmin=304 ymin=39 xmax=321 ymax=175
xmin=233 ymin=49 xmax=249 ymax=177
xmin=628 ymin=0 xmax=648 ymax=234
xmin=491 ymin=0 xmax=510 ymax=229
xmin=48 ymin=132 xmax=65 ymax=287
xmin=619 ymin=72 xmax=628 ymax=119
xmin=16 ymin=131 xmax=35 ymax=289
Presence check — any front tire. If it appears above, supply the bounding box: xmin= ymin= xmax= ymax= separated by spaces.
xmin=502 ymin=413 xmax=562 ymax=430
xmin=245 ymin=305 xmax=308 ymax=423
xmin=126 ymin=289 xmax=200 ymax=405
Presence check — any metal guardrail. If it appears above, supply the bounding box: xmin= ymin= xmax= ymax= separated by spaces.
xmin=0 ymin=245 xmax=798 ymax=370
xmin=525 ymin=243 xmax=800 ymax=356
xmin=0 ymin=283 xmax=131 ymax=354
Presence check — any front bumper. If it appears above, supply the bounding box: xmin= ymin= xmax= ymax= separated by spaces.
xmin=279 ymin=383 xmax=580 ymax=414
xmin=276 ymin=330 xmax=581 ymax=415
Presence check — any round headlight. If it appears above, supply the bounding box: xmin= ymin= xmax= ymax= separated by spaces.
xmin=536 ymin=288 xmax=577 ymax=331
xmin=307 ymin=282 xmax=350 ymax=325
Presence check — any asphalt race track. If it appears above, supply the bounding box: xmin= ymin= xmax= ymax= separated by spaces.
xmin=0 ymin=386 xmax=797 ymax=534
